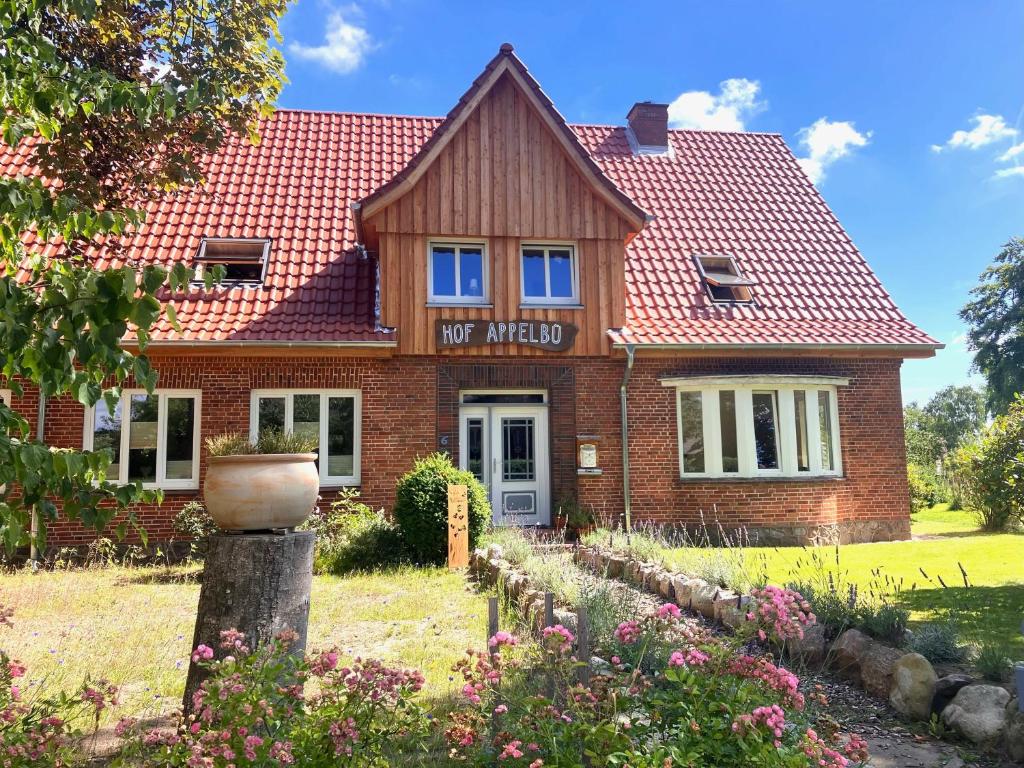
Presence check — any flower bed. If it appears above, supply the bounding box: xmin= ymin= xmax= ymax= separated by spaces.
xmin=461 ymin=543 xmax=870 ymax=767
xmin=575 ymin=543 xmax=1024 ymax=761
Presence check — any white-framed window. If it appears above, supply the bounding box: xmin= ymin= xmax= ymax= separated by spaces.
xmin=520 ymin=242 xmax=579 ymax=305
xmin=428 ymin=241 xmax=488 ymax=304
xmin=83 ymin=390 xmax=201 ymax=490
xmin=194 ymin=238 xmax=270 ymax=285
xmin=664 ymin=375 xmax=845 ymax=479
xmin=249 ymin=390 xmax=361 ymax=486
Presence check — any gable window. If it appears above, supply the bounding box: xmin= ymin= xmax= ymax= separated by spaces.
xmin=250 ymin=390 xmax=361 ymax=485
xmin=694 ymin=254 xmax=755 ymax=303
xmin=83 ymin=390 xmax=201 ymax=489
xmin=195 ymin=238 xmax=270 ymax=285
xmin=429 ymin=242 xmax=487 ymax=304
xmin=521 ymin=243 xmax=579 ymax=305
xmin=666 ymin=376 xmax=845 ymax=479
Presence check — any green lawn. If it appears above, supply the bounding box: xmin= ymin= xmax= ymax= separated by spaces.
xmin=0 ymin=565 xmax=489 ymax=720
xmin=661 ymin=505 xmax=1024 ymax=656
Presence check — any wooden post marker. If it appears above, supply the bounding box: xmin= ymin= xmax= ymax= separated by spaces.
xmin=448 ymin=483 xmax=469 ymax=570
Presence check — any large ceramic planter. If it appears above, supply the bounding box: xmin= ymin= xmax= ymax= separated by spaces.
xmin=204 ymin=453 xmax=319 ymax=531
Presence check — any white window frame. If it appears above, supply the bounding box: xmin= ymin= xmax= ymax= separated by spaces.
xmin=0 ymin=389 xmax=10 ymax=406
xmin=520 ymin=242 xmax=580 ymax=306
xmin=427 ymin=240 xmax=490 ymax=305
xmin=194 ymin=238 xmax=271 ymax=286
xmin=664 ymin=375 xmax=845 ymax=479
xmin=249 ymin=389 xmax=361 ymax=486
xmin=82 ymin=389 xmax=202 ymax=490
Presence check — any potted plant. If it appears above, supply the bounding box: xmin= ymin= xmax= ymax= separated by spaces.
xmin=203 ymin=431 xmax=320 ymax=531
xmin=558 ymin=496 xmax=596 ymax=542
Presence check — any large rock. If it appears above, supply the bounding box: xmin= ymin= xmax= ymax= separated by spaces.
xmin=605 ymin=556 xmax=625 ymax=579
xmin=1006 ymin=703 xmax=1024 ymax=762
xmin=832 ymin=629 xmax=871 ymax=684
xmin=655 ymin=571 xmax=675 ymax=600
xmin=889 ymin=653 xmax=938 ymax=720
xmin=626 ymin=560 xmax=644 ymax=585
xmin=691 ymin=583 xmax=722 ymax=619
xmin=712 ymin=590 xmax=739 ymax=623
xmin=942 ymin=685 xmax=1011 ymax=745
xmin=641 ymin=565 xmax=661 ymax=591
xmin=788 ymin=624 xmax=828 ymax=667
xmin=861 ymin=642 xmax=904 ymax=698
xmin=931 ymin=673 xmax=974 ymax=717
xmin=671 ymin=576 xmax=704 ymax=609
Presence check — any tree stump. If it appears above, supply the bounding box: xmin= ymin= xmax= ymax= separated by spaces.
xmin=182 ymin=531 xmax=314 ymax=715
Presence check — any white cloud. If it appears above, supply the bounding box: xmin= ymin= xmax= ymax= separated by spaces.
xmin=667 ymin=78 xmax=765 ymax=132
xmin=796 ymin=118 xmax=871 ymax=184
xmin=998 ymin=143 xmax=1024 ymax=162
xmin=931 ymin=113 xmax=1017 ymax=152
xmin=288 ymin=8 xmax=374 ymax=74
xmin=994 ymin=165 xmax=1024 ymax=179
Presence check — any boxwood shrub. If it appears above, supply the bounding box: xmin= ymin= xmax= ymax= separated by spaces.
xmin=393 ymin=453 xmax=490 ymax=564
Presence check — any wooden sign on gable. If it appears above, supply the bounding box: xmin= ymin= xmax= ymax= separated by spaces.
xmin=435 ymin=319 xmax=578 ymax=352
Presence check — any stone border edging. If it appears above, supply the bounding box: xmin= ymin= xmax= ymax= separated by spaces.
xmin=573 ymin=545 xmax=1024 ymax=761
xmin=469 ymin=544 xmax=579 ymax=634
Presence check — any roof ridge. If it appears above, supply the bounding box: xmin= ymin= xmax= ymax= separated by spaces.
xmin=269 ymin=107 xmax=784 ymax=138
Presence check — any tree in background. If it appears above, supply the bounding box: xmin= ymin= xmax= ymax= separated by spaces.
xmin=922 ymin=385 xmax=987 ymax=453
xmin=960 ymin=237 xmax=1024 ymax=415
xmin=947 ymin=395 xmax=1024 ymax=531
xmin=0 ymin=0 xmax=287 ymax=550
xmin=903 ymin=403 xmax=943 ymax=467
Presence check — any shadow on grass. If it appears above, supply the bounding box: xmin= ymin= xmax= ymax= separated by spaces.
xmin=116 ymin=567 xmax=203 ymax=586
xmin=916 ymin=528 xmax=1019 ymax=540
xmin=899 ymin=583 xmax=1024 ymax=651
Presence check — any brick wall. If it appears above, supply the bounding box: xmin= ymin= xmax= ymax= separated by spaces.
xmin=18 ymin=353 xmax=911 ymax=547
xmin=588 ymin=356 xmax=912 ymax=544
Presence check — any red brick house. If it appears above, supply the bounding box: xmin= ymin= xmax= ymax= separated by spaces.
xmin=6 ymin=45 xmax=940 ymax=546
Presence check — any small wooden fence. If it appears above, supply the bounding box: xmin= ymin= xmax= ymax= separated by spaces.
xmin=485 ymin=592 xmax=592 ymax=686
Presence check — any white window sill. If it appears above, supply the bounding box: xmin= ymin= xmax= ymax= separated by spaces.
xmin=320 ymin=479 xmax=361 ymax=488
xmin=426 ymin=301 xmax=493 ymax=308
xmin=519 ymin=303 xmax=584 ymax=310
xmin=677 ymin=474 xmax=844 ymax=484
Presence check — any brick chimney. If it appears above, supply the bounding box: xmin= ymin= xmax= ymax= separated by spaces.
xmin=627 ymin=101 xmax=669 ymax=152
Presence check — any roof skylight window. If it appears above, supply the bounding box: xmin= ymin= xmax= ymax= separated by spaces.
xmin=694 ymin=255 xmax=755 ymax=303
xmin=194 ymin=238 xmax=270 ymax=285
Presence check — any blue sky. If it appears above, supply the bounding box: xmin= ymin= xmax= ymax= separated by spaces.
xmin=275 ymin=0 xmax=1023 ymax=406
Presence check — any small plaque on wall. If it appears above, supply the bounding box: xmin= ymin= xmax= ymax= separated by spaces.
xmin=576 ymin=434 xmax=603 ymax=476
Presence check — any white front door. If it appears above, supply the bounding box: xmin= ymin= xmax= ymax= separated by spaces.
xmin=459 ymin=404 xmax=550 ymax=526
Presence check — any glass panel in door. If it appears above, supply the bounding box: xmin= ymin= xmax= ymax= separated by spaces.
xmin=502 ymin=418 xmax=535 ymax=481
xmin=467 ymin=417 xmax=486 ymax=484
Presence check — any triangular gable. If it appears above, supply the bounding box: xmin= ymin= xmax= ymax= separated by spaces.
xmin=358 ymin=43 xmax=649 ymax=234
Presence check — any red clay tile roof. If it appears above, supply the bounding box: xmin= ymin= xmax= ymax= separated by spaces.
xmin=573 ymin=126 xmax=939 ymax=349
xmin=2 ymin=107 xmax=937 ymax=349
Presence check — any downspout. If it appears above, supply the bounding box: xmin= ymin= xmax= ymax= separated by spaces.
xmin=30 ymin=394 xmax=45 ymax=565
xmin=619 ymin=345 xmax=636 ymax=535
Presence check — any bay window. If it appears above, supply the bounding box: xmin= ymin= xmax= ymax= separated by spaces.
xmin=666 ymin=376 xmax=845 ymax=479
xmin=250 ymin=390 xmax=361 ymax=485
xmin=83 ymin=390 xmax=201 ymax=489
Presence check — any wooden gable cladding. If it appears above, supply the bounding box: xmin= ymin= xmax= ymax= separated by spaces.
xmin=366 ymin=73 xmax=632 ymax=357
xmin=369 ymin=74 xmax=634 ymax=241
xmin=377 ymin=234 xmax=624 ymax=356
